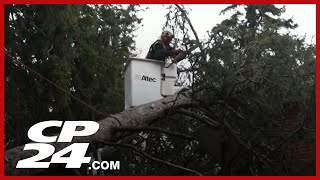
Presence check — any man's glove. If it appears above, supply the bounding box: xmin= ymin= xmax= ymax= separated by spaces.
xmin=170 ymin=49 xmax=182 ymax=59
xmin=173 ymin=51 xmax=186 ymax=63
xmin=172 ymin=49 xmax=181 ymax=55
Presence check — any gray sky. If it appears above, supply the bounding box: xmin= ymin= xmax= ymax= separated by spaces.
xmin=134 ymin=4 xmax=316 ymax=58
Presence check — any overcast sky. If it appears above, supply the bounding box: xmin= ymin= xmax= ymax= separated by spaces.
xmin=134 ymin=4 xmax=316 ymax=58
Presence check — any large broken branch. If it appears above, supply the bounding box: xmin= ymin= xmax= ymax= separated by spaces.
xmin=5 ymin=92 xmax=196 ymax=175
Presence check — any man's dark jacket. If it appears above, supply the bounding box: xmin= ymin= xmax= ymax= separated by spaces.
xmin=146 ymin=40 xmax=173 ymax=61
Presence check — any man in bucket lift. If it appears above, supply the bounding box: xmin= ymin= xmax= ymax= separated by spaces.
xmin=146 ymin=29 xmax=185 ymax=63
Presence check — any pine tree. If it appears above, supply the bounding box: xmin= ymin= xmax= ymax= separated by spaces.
xmin=4 ymin=4 xmax=142 ymax=149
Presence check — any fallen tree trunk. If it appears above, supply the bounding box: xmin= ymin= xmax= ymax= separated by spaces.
xmin=5 ymin=92 xmax=196 ymax=175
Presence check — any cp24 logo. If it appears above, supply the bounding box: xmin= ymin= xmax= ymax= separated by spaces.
xmin=16 ymin=120 xmax=99 ymax=168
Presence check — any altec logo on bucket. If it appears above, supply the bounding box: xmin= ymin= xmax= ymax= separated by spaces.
xmin=16 ymin=121 xmax=99 ymax=168
xmin=135 ymin=74 xmax=156 ymax=82
xmin=141 ymin=75 xmax=156 ymax=82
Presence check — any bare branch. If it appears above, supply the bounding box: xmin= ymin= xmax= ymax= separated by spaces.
xmin=178 ymin=67 xmax=199 ymax=74
xmin=222 ymin=116 xmax=281 ymax=174
xmin=32 ymin=22 xmax=46 ymax=37
xmin=96 ymin=141 xmax=202 ymax=176
xmin=201 ymin=106 xmax=280 ymax=174
xmin=113 ymin=126 xmax=196 ymax=141
xmin=175 ymin=4 xmax=206 ymax=61
xmin=176 ymin=108 xmax=221 ymax=128
xmin=302 ymin=127 xmax=316 ymax=133
xmin=227 ymin=79 xmax=249 ymax=97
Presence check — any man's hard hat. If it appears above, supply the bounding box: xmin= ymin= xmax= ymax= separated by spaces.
xmin=161 ymin=28 xmax=174 ymax=38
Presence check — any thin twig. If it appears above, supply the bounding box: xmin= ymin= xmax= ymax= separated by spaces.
xmin=302 ymin=127 xmax=316 ymax=133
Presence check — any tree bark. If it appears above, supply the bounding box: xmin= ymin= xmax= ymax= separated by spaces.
xmin=5 ymin=92 xmax=196 ymax=175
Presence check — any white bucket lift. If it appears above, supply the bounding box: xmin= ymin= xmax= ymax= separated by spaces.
xmin=123 ymin=57 xmax=179 ymax=109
